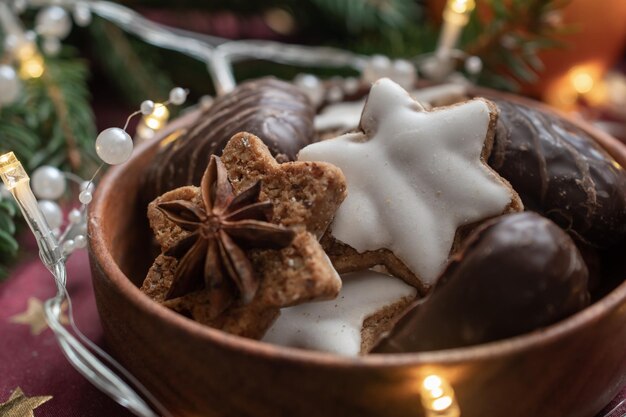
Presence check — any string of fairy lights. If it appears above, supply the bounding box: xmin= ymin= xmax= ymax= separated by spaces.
xmin=0 ymin=0 xmax=482 ymax=416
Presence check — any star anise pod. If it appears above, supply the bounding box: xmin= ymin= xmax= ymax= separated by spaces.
xmin=156 ymin=155 xmax=295 ymax=314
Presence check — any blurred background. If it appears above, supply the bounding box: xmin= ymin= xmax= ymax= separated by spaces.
xmin=2 ymin=0 xmax=626 ymax=276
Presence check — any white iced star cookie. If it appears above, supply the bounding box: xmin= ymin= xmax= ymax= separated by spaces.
xmin=262 ymin=269 xmax=417 ymax=356
xmin=299 ymin=78 xmax=522 ymax=292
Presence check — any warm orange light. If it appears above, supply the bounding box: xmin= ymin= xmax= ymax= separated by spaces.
xmin=144 ymin=104 xmax=169 ymax=130
xmin=420 ymin=374 xmax=460 ymax=417
xmin=15 ymin=42 xmax=45 ymax=79
xmin=0 ymin=152 xmax=29 ymax=190
xmin=572 ymin=71 xmax=594 ymax=94
xmin=448 ymin=0 xmax=475 ymax=15
xmin=19 ymin=54 xmax=45 ymax=79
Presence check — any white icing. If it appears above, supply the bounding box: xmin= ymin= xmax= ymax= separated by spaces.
xmin=262 ymin=270 xmax=416 ymax=356
xmin=313 ymin=83 xmax=468 ymax=132
xmin=300 ymin=78 xmax=514 ymax=284
xmin=411 ymin=83 xmax=468 ymax=107
xmin=314 ymin=100 xmax=364 ymax=131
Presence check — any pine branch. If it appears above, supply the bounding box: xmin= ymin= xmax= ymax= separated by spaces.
xmin=22 ymin=53 xmax=98 ymax=175
xmin=308 ymin=0 xmax=421 ymax=32
xmin=0 ymin=198 xmax=18 ymax=281
xmin=464 ymin=0 xmax=571 ymax=91
xmin=0 ymin=50 xmax=97 ymax=277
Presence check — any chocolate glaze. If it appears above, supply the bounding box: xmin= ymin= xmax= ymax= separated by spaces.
xmin=489 ymin=100 xmax=626 ymax=248
xmin=142 ymin=77 xmax=315 ymax=203
xmin=374 ymin=212 xmax=589 ymax=353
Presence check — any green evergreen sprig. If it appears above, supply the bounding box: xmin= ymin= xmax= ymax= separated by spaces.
xmin=0 ymin=49 xmax=97 ymax=279
xmin=464 ymin=0 xmax=571 ymax=91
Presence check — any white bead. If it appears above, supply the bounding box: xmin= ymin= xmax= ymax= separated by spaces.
xmin=73 ymin=3 xmax=92 ymax=27
xmin=0 ymin=184 xmax=10 ymax=200
xmin=74 ymin=234 xmax=87 ymax=249
xmin=68 ymin=208 xmax=82 ymax=224
xmin=0 ymin=65 xmax=21 ymax=106
xmin=465 ymin=56 xmax=483 ymax=75
xmin=169 ymin=87 xmax=187 ymax=105
xmin=200 ymin=95 xmax=213 ymax=110
xmin=38 ymin=200 xmax=63 ymax=230
xmin=79 ymin=190 xmax=92 ymax=205
xmin=140 ymin=100 xmax=155 ymax=115
xmin=326 ymin=86 xmax=344 ymax=103
xmin=3 ymin=34 xmax=19 ymax=52
xmin=42 ymin=37 xmax=61 ymax=56
xmin=96 ymin=127 xmax=133 ymax=165
xmin=12 ymin=0 xmax=27 ymax=14
xmin=24 ymin=31 xmax=37 ymax=43
xmin=63 ymin=239 xmax=75 ymax=253
xmin=36 ymin=6 xmax=72 ymax=40
xmin=32 ymin=166 xmax=66 ymax=200
xmin=342 ymin=77 xmax=360 ymax=95
xmin=392 ymin=59 xmax=417 ymax=90
xmin=80 ymin=181 xmax=94 ymax=193
xmin=294 ymin=74 xmax=324 ymax=107
xmin=362 ymin=55 xmax=392 ymax=84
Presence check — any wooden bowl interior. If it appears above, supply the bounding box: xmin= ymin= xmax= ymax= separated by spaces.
xmin=88 ymin=100 xmax=626 ymax=417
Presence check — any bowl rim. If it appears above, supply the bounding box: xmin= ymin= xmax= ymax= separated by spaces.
xmin=89 ymin=93 xmax=626 ymax=369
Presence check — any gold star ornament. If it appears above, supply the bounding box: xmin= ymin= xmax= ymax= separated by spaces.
xmin=9 ymin=297 xmax=69 ymax=336
xmin=0 ymin=387 xmax=52 ymax=417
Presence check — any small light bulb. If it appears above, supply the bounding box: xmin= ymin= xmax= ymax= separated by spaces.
xmin=423 ymin=375 xmax=442 ymax=391
xmin=572 ymin=72 xmax=594 ymax=94
xmin=419 ymin=374 xmax=460 ymax=417
xmin=144 ymin=104 xmax=169 ymax=130
xmin=19 ymin=54 xmax=45 ymax=79
xmin=449 ymin=0 xmax=476 ymax=15
xmin=432 ymin=395 xmax=453 ymax=411
xmin=0 ymin=152 xmax=29 ymax=190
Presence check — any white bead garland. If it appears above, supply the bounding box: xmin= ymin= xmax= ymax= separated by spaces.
xmin=200 ymin=95 xmax=214 ymax=110
xmin=95 ymin=127 xmax=134 ymax=165
xmin=68 ymin=208 xmax=82 ymax=224
xmin=38 ymin=200 xmax=63 ymax=230
xmin=342 ymin=77 xmax=360 ymax=95
xmin=294 ymin=73 xmax=324 ymax=107
xmin=74 ymin=234 xmax=87 ymax=249
xmin=140 ymin=100 xmax=155 ymax=115
xmin=0 ymin=184 xmax=10 ymax=200
xmin=35 ymin=6 xmax=72 ymax=40
xmin=12 ymin=0 xmax=27 ymax=14
xmin=42 ymin=37 xmax=61 ymax=56
xmin=73 ymin=3 xmax=93 ymax=27
xmin=0 ymin=65 xmax=22 ymax=107
xmin=32 ymin=165 xmax=67 ymax=200
xmin=79 ymin=190 xmax=92 ymax=205
xmin=326 ymin=85 xmax=344 ymax=103
xmin=169 ymin=87 xmax=187 ymax=105
xmin=465 ymin=56 xmax=483 ymax=75
xmin=80 ymin=181 xmax=94 ymax=193
xmin=63 ymin=239 xmax=75 ymax=253
xmin=362 ymin=55 xmax=392 ymax=84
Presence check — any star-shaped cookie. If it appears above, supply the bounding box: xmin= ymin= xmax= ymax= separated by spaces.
xmin=262 ymin=269 xmax=417 ymax=356
xmin=142 ymin=133 xmax=347 ymax=338
xmin=299 ymin=78 xmax=522 ymax=293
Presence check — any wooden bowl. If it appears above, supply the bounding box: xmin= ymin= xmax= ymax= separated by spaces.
xmin=88 ymin=97 xmax=626 ymax=417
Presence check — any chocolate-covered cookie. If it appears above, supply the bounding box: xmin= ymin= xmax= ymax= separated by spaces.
xmin=374 ymin=212 xmax=589 ymax=353
xmin=142 ymin=77 xmax=315 ymax=203
xmin=489 ymin=100 xmax=626 ymax=248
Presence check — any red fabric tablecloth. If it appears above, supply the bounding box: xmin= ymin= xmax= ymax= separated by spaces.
xmin=0 ymin=250 xmax=624 ymax=416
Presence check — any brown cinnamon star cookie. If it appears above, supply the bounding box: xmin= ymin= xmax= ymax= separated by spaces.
xmin=141 ymin=136 xmax=347 ymax=338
